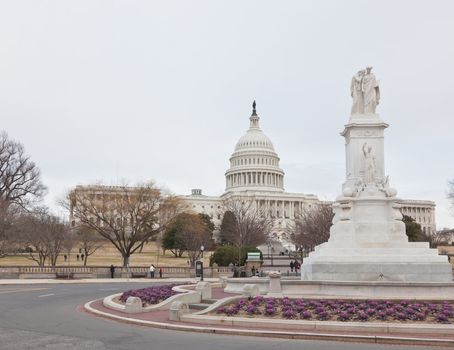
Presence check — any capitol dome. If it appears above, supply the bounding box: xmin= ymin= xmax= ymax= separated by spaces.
xmin=224 ymin=102 xmax=285 ymax=193
xmin=234 ymin=125 xmax=275 ymax=152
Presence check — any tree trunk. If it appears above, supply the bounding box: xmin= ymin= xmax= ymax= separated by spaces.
xmin=170 ymin=249 xmax=178 ymax=257
xmin=122 ymin=254 xmax=130 ymax=267
xmin=51 ymin=254 xmax=58 ymax=267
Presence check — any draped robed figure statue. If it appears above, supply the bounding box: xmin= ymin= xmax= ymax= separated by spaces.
xmin=350 ymin=66 xmax=380 ymax=115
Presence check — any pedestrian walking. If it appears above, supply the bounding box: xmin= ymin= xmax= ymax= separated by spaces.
xmin=81 ymin=254 xmax=84 ymax=262
xmin=159 ymin=267 xmax=163 ymax=278
xmin=76 ymin=254 xmax=79 ymax=261
xmin=149 ymin=264 xmax=155 ymax=278
xmin=290 ymin=261 xmax=294 ymax=272
xmin=294 ymin=260 xmax=300 ymax=273
xmin=64 ymin=255 xmax=67 ymax=262
xmin=251 ymin=266 xmax=256 ymax=276
xmin=110 ymin=264 xmax=115 ymax=278
xmin=233 ymin=266 xmax=238 ymax=278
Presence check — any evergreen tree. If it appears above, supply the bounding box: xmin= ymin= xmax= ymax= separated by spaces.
xmin=403 ymin=215 xmax=423 ymax=242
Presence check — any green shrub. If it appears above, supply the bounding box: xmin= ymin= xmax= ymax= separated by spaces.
xmin=210 ymin=244 xmax=262 ymax=266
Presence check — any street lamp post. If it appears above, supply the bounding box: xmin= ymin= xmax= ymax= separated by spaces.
xmin=200 ymin=245 xmax=205 ymax=281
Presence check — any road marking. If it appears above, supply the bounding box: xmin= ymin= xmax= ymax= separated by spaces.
xmin=98 ymin=288 xmax=118 ymax=291
xmin=0 ymin=288 xmax=48 ymax=294
xmin=38 ymin=293 xmax=55 ymax=298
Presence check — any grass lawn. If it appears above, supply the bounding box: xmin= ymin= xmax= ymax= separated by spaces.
xmin=0 ymin=241 xmax=211 ymax=267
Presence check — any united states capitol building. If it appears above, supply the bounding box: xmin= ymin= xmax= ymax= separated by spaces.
xmin=181 ymin=102 xmax=436 ymax=247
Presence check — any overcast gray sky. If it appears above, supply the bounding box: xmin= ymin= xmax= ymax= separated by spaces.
xmin=1 ymin=0 xmax=453 ymax=227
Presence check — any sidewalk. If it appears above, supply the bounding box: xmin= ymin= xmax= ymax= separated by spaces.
xmin=0 ymin=278 xmax=219 ymax=285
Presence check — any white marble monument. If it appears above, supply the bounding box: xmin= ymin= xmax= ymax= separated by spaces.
xmin=301 ymin=67 xmax=452 ymax=283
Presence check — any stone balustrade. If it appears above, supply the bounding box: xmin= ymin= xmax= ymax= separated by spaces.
xmin=0 ymin=265 xmax=233 ymax=279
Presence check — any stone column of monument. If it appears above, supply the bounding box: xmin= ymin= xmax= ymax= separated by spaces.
xmin=300 ymin=68 xmax=452 ymax=282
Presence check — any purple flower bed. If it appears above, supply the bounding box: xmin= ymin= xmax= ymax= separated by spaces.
xmin=119 ymin=284 xmax=179 ymax=306
xmin=214 ymin=297 xmax=454 ymax=324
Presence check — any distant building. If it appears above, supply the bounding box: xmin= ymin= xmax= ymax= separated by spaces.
xmin=399 ymin=199 xmax=436 ymax=236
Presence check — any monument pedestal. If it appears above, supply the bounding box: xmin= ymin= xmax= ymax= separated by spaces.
xmin=301 ymin=113 xmax=452 ymax=283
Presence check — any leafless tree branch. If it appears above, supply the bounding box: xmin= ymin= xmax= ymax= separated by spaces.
xmin=0 ymin=132 xmax=46 ymax=209
xmin=289 ymin=203 xmax=334 ymax=253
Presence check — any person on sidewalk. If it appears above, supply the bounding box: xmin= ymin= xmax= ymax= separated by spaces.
xmin=110 ymin=264 xmax=115 ymax=278
xmin=159 ymin=267 xmax=163 ymax=278
xmin=290 ymin=261 xmax=294 ymax=272
xmin=149 ymin=264 xmax=155 ymax=278
xmin=294 ymin=260 xmax=300 ymax=274
xmin=233 ymin=265 xmax=238 ymax=278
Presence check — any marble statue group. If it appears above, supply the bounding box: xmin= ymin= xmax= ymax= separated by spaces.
xmin=351 ymin=67 xmax=380 ymax=114
xmin=298 ymin=67 xmax=453 ymax=285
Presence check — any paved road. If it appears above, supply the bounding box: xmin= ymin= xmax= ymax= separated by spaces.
xmin=0 ymin=282 xmax=446 ymax=350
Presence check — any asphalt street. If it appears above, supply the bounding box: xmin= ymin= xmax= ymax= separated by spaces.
xmin=0 ymin=282 xmax=448 ymax=350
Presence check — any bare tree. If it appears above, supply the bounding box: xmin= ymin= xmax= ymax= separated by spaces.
xmin=449 ymin=179 xmax=454 ymax=209
xmin=290 ymin=203 xmax=334 ymax=253
xmin=64 ymin=182 xmax=182 ymax=267
xmin=46 ymin=217 xmax=70 ymax=267
xmin=76 ymin=225 xmax=103 ymax=266
xmin=0 ymin=132 xmax=46 ymax=257
xmin=16 ymin=208 xmax=70 ymax=267
xmin=0 ymin=132 xmax=46 ymax=209
xmin=221 ymin=197 xmax=273 ymax=263
xmin=0 ymin=199 xmax=16 ymax=257
xmin=163 ymin=212 xmax=213 ymax=265
xmin=421 ymin=229 xmax=451 ymax=249
xmin=15 ymin=209 xmax=49 ymax=266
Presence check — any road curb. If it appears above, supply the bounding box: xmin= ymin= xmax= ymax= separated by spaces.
xmin=83 ymin=299 xmax=454 ymax=346
xmin=0 ymin=278 xmax=218 ymax=285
